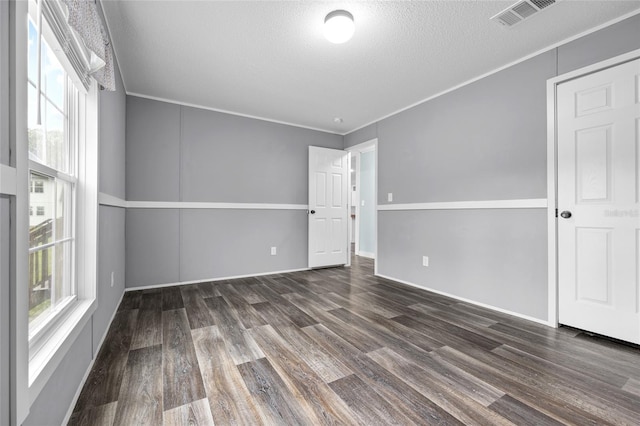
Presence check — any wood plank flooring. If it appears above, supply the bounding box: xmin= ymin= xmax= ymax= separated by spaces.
xmin=70 ymin=255 xmax=640 ymax=425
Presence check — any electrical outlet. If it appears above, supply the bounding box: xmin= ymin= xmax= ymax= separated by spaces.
xmin=110 ymin=271 xmax=115 ymax=287
xmin=271 ymin=247 xmax=277 ymax=256
xmin=422 ymin=256 xmax=429 ymax=267
xmin=361 ymin=200 xmax=365 ymax=206
xmin=388 ymin=193 xmax=393 ymax=202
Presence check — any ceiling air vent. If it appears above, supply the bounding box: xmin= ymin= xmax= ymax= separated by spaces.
xmin=530 ymin=0 xmax=556 ymax=10
xmin=512 ymin=1 xmax=538 ymax=19
xmin=491 ymin=0 xmax=558 ymax=27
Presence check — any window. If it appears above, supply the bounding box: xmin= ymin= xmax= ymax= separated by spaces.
xmin=30 ymin=180 xmax=44 ymax=193
xmin=27 ymin=14 xmax=78 ymax=343
xmin=18 ymin=0 xmax=100 ymax=413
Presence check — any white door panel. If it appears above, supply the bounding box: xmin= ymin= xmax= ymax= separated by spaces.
xmin=558 ymin=58 xmax=640 ymax=344
xmin=309 ymin=146 xmax=348 ymax=268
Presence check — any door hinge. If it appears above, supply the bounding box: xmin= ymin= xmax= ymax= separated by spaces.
xmin=555 ymin=208 xmax=558 ymax=218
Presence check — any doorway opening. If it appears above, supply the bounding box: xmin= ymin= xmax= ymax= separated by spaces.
xmin=348 ymin=139 xmax=377 ymax=269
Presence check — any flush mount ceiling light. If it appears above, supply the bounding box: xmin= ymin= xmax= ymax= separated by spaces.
xmin=324 ymin=10 xmax=355 ymax=44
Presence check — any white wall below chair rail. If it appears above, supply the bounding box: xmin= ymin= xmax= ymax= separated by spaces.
xmin=98 ymin=192 xmax=308 ymax=210
xmin=378 ymin=198 xmax=547 ymax=211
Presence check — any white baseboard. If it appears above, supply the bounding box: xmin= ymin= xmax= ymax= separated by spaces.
xmin=125 ymin=267 xmax=311 ymax=291
xmin=356 ymin=251 xmax=375 ymax=259
xmin=375 ymin=273 xmax=553 ymax=327
xmin=61 ymin=289 xmax=125 ymax=426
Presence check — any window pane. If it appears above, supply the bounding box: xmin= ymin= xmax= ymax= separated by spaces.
xmin=29 ymin=246 xmax=53 ymax=324
xmin=29 ymin=172 xmax=54 ymax=248
xmin=45 ymin=99 xmax=68 ymax=173
xmin=42 ymin=40 xmax=65 ymax=109
xmin=55 ymin=180 xmax=72 ymax=240
xmin=53 ymin=242 xmax=73 ymax=306
xmin=28 ymin=19 xmax=37 ymax=84
xmin=27 ymin=22 xmax=70 ymax=174
xmin=28 ymin=84 xmax=45 ymax=162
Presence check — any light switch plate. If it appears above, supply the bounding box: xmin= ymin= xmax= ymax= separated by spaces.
xmin=388 ymin=193 xmax=393 ymax=202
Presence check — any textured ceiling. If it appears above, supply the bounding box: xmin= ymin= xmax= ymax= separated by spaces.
xmin=101 ymin=1 xmax=640 ymax=134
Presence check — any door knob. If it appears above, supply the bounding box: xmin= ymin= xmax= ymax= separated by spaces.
xmin=560 ymin=211 xmax=572 ymax=219
xmin=310 ymin=210 xmax=316 ymax=214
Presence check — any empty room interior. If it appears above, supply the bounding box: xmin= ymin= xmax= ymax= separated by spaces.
xmin=2 ymin=0 xmax=640 ymax=424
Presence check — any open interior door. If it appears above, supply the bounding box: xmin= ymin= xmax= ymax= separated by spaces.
xmin=308 ymin=146 xmax=349 ymax=268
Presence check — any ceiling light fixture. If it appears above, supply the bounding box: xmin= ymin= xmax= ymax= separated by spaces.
xmin=324 ymin=10 xmax=355 ymax=44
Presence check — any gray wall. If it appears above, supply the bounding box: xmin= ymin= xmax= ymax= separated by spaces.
xmin=0 ymin=198 xmax=9 ymax=426
xmin=94 ymin=39 xmax=127 ymax=354
xmin=126 ymin=209 xmax=308 ymax=287
xmin=344 ymin=13 xmax=640 ymax=322
xmin=99 ymin=68 xmax=127 ymax=200
xmin=0 ymin=0 xmax=9 ymax=164
xmin=378 ymin=210 xmax=548 ymax=319
xmin=125 ymin=97 xmax=343 ymax=288
xmin=94 ymin=205 xmax=126 ymax=354
xmin=344 ymin=123 xmax=376 ymax=149
xmin=557 ymin=14 xmax=640 ymax=75
xmin=22 ymin=324 xmax=93 ymax=426
xmin=126 ymin=99 xmax=180 ymax=201
xmin=23 ymin=3 xmax=128 ymax=422
xmin=377 ymin=50 xmax=554 ymax=204
xmin=0 ymin=1 xmax=10 ymax=424
xmin=180 ymin=106 xmax=342 ymax=204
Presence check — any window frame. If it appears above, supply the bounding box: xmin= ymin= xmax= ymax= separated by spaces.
xmin=26 ymin=12 xmax=81 ymax=357
xmin=15 ymin=0 xmax=99 ymax=413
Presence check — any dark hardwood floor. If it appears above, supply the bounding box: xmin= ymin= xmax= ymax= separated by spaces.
xmin=70 ymin=255 xmax=640 ymax=425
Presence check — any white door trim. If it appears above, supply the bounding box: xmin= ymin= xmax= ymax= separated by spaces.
xmin=346 ymin=139 xmax=378 ymax=274
xmin=354 ymin=151 xmax=360 ymax=256
xmin=546 ymin=48 xmax=640 ymax=328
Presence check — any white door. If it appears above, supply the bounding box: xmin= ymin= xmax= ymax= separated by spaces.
xmin=557 ymin=58 xmax=640 ymax=344
xmin=308 ymin=146 xmax=349 ymax=268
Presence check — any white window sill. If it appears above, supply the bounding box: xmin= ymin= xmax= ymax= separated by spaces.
xmin=28 ymin=298 xmax=96 ymax=406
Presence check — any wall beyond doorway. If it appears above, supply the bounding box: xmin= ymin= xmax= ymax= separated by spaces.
xmin=358 ymin=150 xmax=375 ymax=257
